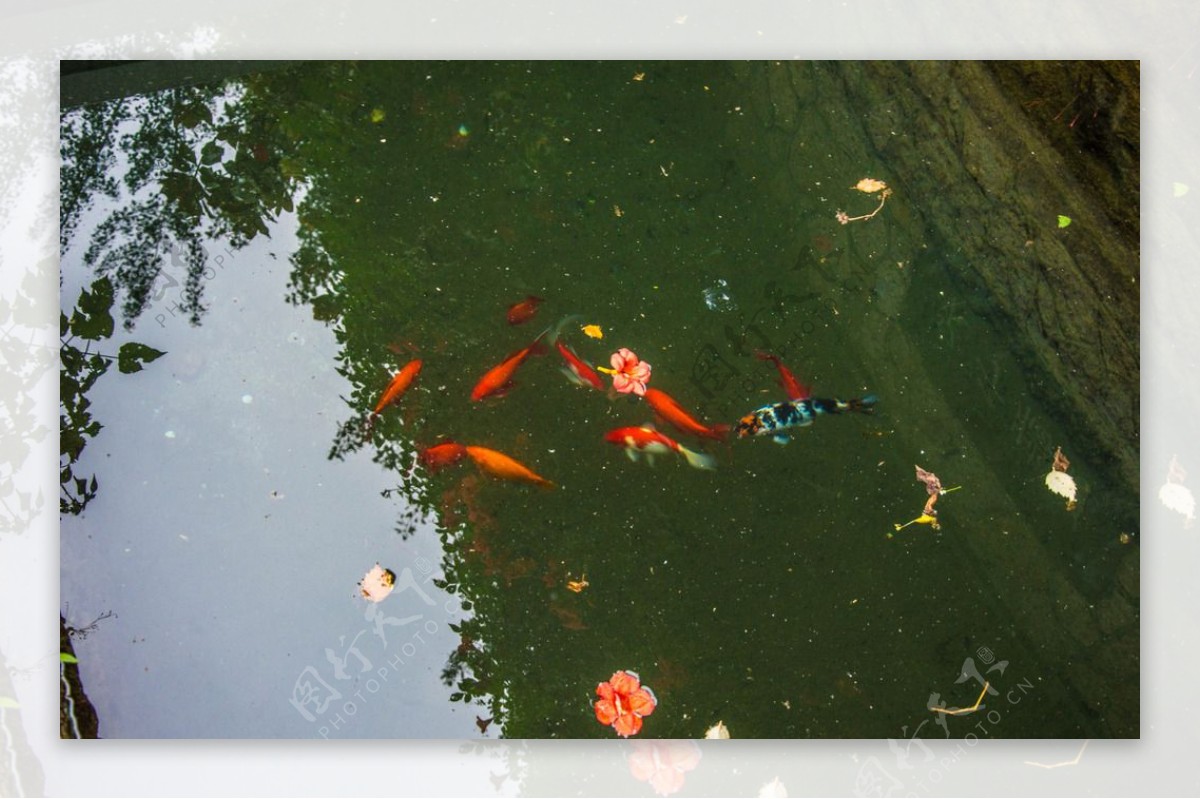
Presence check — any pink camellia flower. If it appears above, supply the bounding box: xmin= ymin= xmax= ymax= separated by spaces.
xmin=594 ymin=669 xmax=658 ymax=737
xmin=608 ymin=348 xmax=652 ymax=395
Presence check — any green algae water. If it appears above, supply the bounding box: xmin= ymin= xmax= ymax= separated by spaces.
xmin=59 ymin=60 xmax=1138 ymax=739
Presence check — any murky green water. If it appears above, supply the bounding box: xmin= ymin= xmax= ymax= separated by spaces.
xmin=60 ymin=61 xmax=1138 ymax=739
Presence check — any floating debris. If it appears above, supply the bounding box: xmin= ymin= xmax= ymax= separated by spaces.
xmin=581 ymin=324 xmax=604 ymax=340
xmin=891 ymin=465 xmax=960 ymax=535
xmin=891 ymin=513 xmax=940 ymax=535
xmin=566 ymin=574 xmax=589 ymax=593
xmin=852 ymin=178 xmax=889 ymax=194
xmin=704 ymin=720 xmax=731 ymax=739
xmin=1044 ymin=446 xmax=1077 ymax=510
xmin=358 ymin=563 xmax=396 ymax=602
xmin=837 ymin=178 xmax=893 ymax=224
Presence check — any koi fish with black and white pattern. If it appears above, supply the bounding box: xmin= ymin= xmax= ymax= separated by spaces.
xmin=734 ymin=394 xmax=877 ymax=444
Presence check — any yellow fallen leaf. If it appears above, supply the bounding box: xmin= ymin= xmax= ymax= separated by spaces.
xmin=582 ymin=324 xmax=604 ymax=340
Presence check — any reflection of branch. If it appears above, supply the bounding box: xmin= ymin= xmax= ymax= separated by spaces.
xmin=1025 ymin=739 xmax=1089 ymax=768
xmin=930 ymin=681 xmax=989 ymax=715
xmin=65 ymin=609 xmax=116 ymax=641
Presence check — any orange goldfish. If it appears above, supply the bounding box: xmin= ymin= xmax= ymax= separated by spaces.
xmin=419 ymin=441 xmax=468 ymax=471
xmin=754 ymin=351 xmax=809 ymax=400
xmin=372 ymin=359 xmax=423 ymax=415
xmin=603 ymin=425 xmax=716 ymax=470
xmin=556 ymin=341 xmax=606 ymax=391
xmin=464 ymin=445 xmax=556 ymax=489
xmin=643 ymin=387 xmax=729 ymax=441
xmin=470 ymin=331 xmax=548 ymax=401
xmin=506 ymin=295 xmax=544 ymax=325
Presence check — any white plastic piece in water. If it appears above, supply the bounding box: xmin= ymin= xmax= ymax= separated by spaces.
xmin=702 ymin=279 xmax=736 ymax=312
xmin=242 ymin=394 xmax=253 ymax=404
xmin=164 ymin=430 xmax=176 ymax=439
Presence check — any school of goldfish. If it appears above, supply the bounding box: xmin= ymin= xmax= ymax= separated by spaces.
xmin=361 ymin=295 xmax=880 ymax=736
xmin=365 ymin=295 xmax=878 ymax=490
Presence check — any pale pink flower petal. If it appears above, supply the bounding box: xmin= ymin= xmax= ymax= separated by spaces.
xmin=611 ymin=348 xmax=638 ymax=371
xmin=359 ymin=563 xmax=396 ymax=602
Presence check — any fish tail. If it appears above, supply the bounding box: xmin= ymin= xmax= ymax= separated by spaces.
xmin=677 ymin=443 xmax=717 ymax=471
xmin=544 ymin=313 xmax=584 ymax=346
xmin=848 ymin=394 xmax=878 ymax=414
xmin=706 ymin=423 xmax=732 ymax=441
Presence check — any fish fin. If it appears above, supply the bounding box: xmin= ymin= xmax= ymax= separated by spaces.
xmin=707 ymin=423 xmax=732 ymax=440
xmin=544 ymin=314 xmax=584 ymax=346
xmin=559 ymin=366 xmax=588 ymax=387
xmin=786 ymin=382 xmax=811 ymax=402
xmin=849 ymin=394 xmax=878 ymax=414
xmin=678 ymin=444 xmax=717 ymax=470
xmin=625 ymin=449 xmax=639 ymax=463
xmin=772 ymin=434 xmax=791 ymax=445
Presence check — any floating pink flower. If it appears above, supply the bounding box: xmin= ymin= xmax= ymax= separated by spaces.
xmin=358 ymin=563 xmax=396 ymax=602
xmin=607 ymin=348 xmax=652 ymax=395
xmin=594 ymin=669 xmax=658 ymax=737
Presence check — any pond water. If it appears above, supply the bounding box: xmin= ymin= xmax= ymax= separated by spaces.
xmin=60 ymin=61 xmax=1139 ymax=739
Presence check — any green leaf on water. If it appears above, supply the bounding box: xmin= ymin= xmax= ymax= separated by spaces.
xmin=60 ymin=652 xmax=79 ymax=664
xmin=1057 ymin=215 xmax=1072 ymax=228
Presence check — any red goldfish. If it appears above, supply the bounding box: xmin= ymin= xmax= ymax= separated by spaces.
xmin=643 ymin=388 xmax=729 ymax=441
xmin=372 ymin=359 xmax=423 ymax=415
xmin=506 ymin=295 xmax=544 ymax=325
xmin=420 ymin=441 xmax=468 ymax=471
xmin=754 ymin=351 xmax=809 ymax=400
xmin=470 ymin=332 xmax=548 ymax=401
xmin=603 ymin=425 xmax=716 ymax=470
xmin=556 ymin=341 xmax=605 ymax=390
xmin=464 ymin=445 xmax=556 ymax=489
